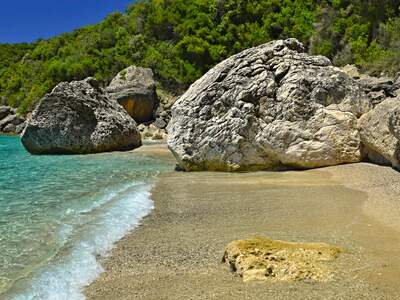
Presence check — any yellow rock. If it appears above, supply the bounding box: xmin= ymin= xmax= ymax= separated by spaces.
xmin=223 ymin=237 xmax=341 ymax=283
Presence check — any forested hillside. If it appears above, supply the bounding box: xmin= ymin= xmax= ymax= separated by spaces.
xmin=1 ymin=0 xmax=400 ymax=114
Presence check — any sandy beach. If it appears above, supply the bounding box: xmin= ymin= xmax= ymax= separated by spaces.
xmin=85 ymin=144 xmax=400 ymax=299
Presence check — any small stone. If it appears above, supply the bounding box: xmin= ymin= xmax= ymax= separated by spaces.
xmin=367 ymin=90 xmax=386 ymax=106
xmin=153 ymin=118 xmax=167 ymax=129
xmin=341 ymin=64 xmax=361 ymax=79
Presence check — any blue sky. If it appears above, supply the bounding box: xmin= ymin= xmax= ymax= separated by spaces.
xmin=0 ymin=1 xmax=135 ymax=44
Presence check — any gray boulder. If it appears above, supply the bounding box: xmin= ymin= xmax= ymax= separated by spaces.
xmin=3 ymin=123 xmax=16 ymax=133
xmin=358 ymin=98 xmax=400 ymax=167
xmin=107 ymin=66 xmax=158 ymax=124
xmin=0 ymin=106 xmax=12 ymax=120
xmin=168 ymin=39 xmax=370 ymax=171
xmin=0 ymin=114 xmax=24 ymax=131
xmin=22 ymin=78 xmax=141 ymax=154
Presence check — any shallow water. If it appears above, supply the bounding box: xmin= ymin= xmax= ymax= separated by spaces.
xmin=0 ymin=135 xmax=172 ymax=299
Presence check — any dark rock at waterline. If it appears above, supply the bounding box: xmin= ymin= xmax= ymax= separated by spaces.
xmin=0 ymin=113 xmax=25 ymax=132
xmin=21 ymin=77 xmax=141 ymax=154
xmin=0 ymin=106 xmax=12 ymax=120
xmin=168 ymin=39 xmax=370 ymax=171
xmin=15 ymin=123 xmax=26 ymax=135
xmin=107 ymin=66 xmax=158 ymax=124
xmin=3 ymin=123 xmax=16 ymax=133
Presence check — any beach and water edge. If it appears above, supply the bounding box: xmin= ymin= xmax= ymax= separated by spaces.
xmin=3 ymin=137 xmax=400 ymax=299
xmin=84 ymin=143 xmax=400 ymax=299
xmin=0 ymin=137 xmax=173 ymax=299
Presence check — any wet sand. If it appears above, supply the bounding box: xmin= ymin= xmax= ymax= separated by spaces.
xmin=86 ymin=144 xmax=400 ymax=299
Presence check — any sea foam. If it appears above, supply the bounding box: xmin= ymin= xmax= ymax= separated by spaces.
xmin=13 ymin=182 xmax=154 ymax=300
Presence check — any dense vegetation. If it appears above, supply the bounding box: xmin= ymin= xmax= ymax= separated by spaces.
xmin=1 ymin=0 xmax=400 ymax=114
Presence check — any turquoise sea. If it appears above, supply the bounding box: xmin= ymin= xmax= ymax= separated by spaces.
xmin=0 ymin=135 xmax=171 ymax=299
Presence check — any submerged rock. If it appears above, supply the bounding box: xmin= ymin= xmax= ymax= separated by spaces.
xmin=168 ymin=39 xmax=370 ymax=171
xmin=358 ymin=98 xmax=400 ymax=168
xmin=107 ymin=66 xmax=158 ymax=124
xmin=223 ymin=237 xmax=341 ymax=283
xmin=22 ymin=78 xmax=141 ymax=154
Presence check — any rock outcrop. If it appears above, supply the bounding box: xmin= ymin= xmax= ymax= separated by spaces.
xmin=21 ymin=78 xmax=141 ymax=154
xmin=342 ymin=64 xmax=400 ymax=106
xmin=223 ymin=237 xmax=341 ymax=283
xmin=168 ymin=39 xmax=370 ymax=171
xmin=358 ymin=97 xmax=400 ymax=168
xmin=152 ymin=88 xmax=181 ymax=130
xmin=0 ymin=106 xmax=25 ymax=134
xmin=0 ymin=106 xmax=13 ymax=120
xmin=107 ymin=66 xmax=158 ymax=124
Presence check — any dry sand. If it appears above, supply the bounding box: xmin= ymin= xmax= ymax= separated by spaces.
xmin=85 ymin=144 xmax=400 ymax=299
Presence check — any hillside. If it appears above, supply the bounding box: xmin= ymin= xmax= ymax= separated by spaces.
xmin=1 ymin=0 xmax=400 ymax=114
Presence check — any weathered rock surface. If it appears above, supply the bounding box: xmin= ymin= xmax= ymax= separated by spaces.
xmin=107 ymin=66 xmax=158 ymax=124
xmin=15 ymin=123 xmax=26 ymax=134
xmin=0 ymin=110 xmax=25 ymax=134
xmin=152 ymin=104 xmax=171 ymax=130
xmin=342 ymin=64 xmax=400 ymax=106
xmin=152 ymin=88 xmax=182 ymax=130
xmin=3 ymin=123 xmax=16 ymax=133
xmin=359 ymin=97 xmax=400 ymax=167
xmin=223 ymin=237 xmax=341 ymax=283
xmin=168 ymin=39 xmax=370 ymax=171
xmin=0 ymin=106 xmax=12 ymax=120
xmin=389 ymin=106 xmax=400 ymax=139
xmin=21 ymin=78 xmax=141 ymax=154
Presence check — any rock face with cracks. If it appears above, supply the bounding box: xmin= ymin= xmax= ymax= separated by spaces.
xmin=168 ymin=39 xmax=370 ymax=171
xmin=22 ymin=78 xmax=141 ymax=154
xmin=359 ymin=97 xmax=400 ymax=168
xmin=222 ymin=237 xmax=341 ymax=283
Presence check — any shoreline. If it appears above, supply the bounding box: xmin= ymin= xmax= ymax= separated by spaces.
xmin=0 ymin=141 xmax=175 ymax=300
xmin=85 ymin=150 xmax=400 ymax=299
